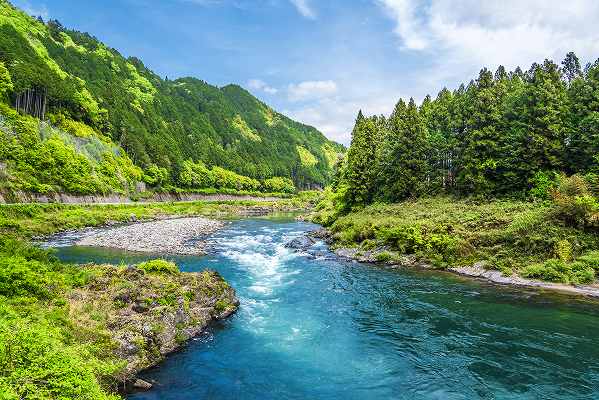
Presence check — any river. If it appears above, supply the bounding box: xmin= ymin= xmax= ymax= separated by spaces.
xmin=52 ymin=216 xmax=599 ymax=399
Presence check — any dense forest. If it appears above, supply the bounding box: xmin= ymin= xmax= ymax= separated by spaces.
xmin=0 ymin=0 xmax=343 ymax=196
xmin=314 ymin=52 xmax=599 ymax=286
xmin=340 ymin=53 xmax=599 ymax=207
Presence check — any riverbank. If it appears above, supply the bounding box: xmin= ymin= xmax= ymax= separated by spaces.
xmin=310 ymin=196 xmax=599 ymax=298
xmin=75 ymin=217 xmax=225 ymax=255
xmin=0 ymin=190 xmax=288 ymax=205
xmin=0 ymin=198 xmax=304 ymax=398
xmin=0 ymin=196 xmax=313 ymax=240
xmin=329 ymin=243 xmax=599 ymax=298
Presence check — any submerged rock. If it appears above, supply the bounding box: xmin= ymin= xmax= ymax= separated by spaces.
xmin=132 ymin=379 xmax=152 ymax=391
xmin=284 ymin=236 xmax=316 ymax=250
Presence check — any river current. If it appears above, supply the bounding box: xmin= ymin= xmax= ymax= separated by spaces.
xmin=52 ymin=217 xmax=599 ymax=399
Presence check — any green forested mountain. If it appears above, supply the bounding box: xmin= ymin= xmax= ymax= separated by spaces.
xmin=0 ymin=0 xmax=343 ymax=196
xmin=341 ymin=54 xmax=599 ymax=207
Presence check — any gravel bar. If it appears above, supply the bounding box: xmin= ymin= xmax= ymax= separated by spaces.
xmin=76 ymin=217 xmax=225 ymax=255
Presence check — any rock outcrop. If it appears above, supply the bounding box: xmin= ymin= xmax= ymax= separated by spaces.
xmin=67 ymin=264 xmax=239 ymax=389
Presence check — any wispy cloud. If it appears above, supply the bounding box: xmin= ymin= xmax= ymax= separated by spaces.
xmin=376 ymin=0 xmax=599 ymax=82
xmin=287 ymin=80 xmax=337 ymax=102
xmin=289 ymin=0 xmax=316 ymax=19
xmin=247 ymin=79 xmax=278 ymax=94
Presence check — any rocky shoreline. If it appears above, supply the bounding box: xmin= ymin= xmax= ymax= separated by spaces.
xmin=307 ymin=228 xmax=599 ymax=299
xmin=69 ymin=262 xmax=239 ymax=394
xmin=75 ymin=217 xmax=225 ymax=255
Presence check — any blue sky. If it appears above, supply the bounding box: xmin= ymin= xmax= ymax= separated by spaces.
xmin=12 ymin=0 xmax=599 ymax=145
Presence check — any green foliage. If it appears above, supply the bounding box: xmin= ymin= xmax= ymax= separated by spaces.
xmin=0 ymin=316 xmax=120 ymax=400
xmin=529 ymin=171 xmax=558 ymax=200
xmin=551 ymin=174 xmax=599 ymax=228
xmin=262 ymin=177 xmax=295 ymax=194
xmin=521 ymin=259 xmax=595 ymax=284
xmin=0 ymin=103 xmax=142 ymax=195
xmin=178 ymin=159 xmax=214 ymax=189
xmin=137 ymin=259 xmax=180 ymax=275
xmin=0 ymin=61 xmax=12 ymax=99
xmin=212 ymin=166 xmax=260 ymax=191
xmin=143 ymin=164 xmax=169 ymax=187
xmin=314 ymin=197 xmax=599 ymax=282
xmin=343 ymin=112 xmax=378 ymax=207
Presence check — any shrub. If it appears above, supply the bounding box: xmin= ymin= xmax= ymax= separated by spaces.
xmin=262 ymin=177 xmax=296 ymax=194
xmin=137 ymin=259 xmax=179 ymax=275
xmin=529 ymin=170 xmax=558 ymax=200
xmin=551 ymin=174 xmax=599 ymax=228
xmin=375 ymin=252 xmax=393 ymax=262
xmin=521 ymin=258 xmax=595 ymax=284
xmin=521 ymin=259 xmax=570 ymax=283
xmin=576 ymin=251 xmax=599 ymax=271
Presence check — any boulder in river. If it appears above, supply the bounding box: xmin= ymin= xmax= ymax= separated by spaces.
xmin=284 ymin=236 xmax=316 ymax=250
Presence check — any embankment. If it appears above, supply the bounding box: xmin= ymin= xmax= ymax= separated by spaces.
xmin=0 ymin=190 xmax=283 ymax=204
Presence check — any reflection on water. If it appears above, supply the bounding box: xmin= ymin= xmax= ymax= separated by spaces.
xmin=52 ymin=218 xmax=599 ymax=400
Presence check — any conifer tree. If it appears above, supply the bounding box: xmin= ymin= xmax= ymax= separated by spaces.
xmin=518 ymin=60 xmax=568 ymax=179
xmin=378 ymin=98 xmax=428 ymax=201
xmin=344 ymin=111 xmax=378 ymax=207
xmin=567 ymin=59 xmax=599 ymax=172
xmin=562 ymin=52 xmax=582 ymax=84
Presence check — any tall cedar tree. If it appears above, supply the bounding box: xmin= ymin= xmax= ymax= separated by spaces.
xmin=344 ymin=111 xmax=378 ymax=207
xmin=378 ymin=98 xmax=428 ymax=201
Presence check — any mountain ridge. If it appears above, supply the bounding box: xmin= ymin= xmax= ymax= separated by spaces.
xmin=0 ymin=0 xmax=343 ymax=196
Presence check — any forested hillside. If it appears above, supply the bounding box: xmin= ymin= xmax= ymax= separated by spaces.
xmin=315 ymin=53 xmax=599 ymax=286
xmin=341 ymin=53 xmax=598 ymax=206
xmin=0 ymin=0 xmax=343 ymax=197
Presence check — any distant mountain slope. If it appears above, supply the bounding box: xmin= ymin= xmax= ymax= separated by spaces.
xmin=0 ymin=0 xmax=343 ymax=193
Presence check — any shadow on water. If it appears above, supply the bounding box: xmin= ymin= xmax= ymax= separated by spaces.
xmin=49 ymin=218 xmax=599 ymax=400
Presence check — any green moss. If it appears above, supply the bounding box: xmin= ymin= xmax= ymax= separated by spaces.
xmin=137 ymin=260 xmax=180 ymax=275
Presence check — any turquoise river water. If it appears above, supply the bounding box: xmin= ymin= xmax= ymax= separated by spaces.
xmin=52 ymin=217 xmax=599 ymax=399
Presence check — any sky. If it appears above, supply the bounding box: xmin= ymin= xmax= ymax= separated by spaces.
xmin=11 ymin=0 xmax=599 ymax=145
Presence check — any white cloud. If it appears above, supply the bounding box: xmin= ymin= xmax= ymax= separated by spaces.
xmin=290 ymin=0 xmax=316 ymax=19
xmin=376 ymin=0 xmax=599 ymax=88
xmin=285 ymin=92 xmax=396 ymax=145
xmin=287 ymin=80 xmax=337 ymax=102
xmin=17 ymin=0 xmax=49 ymax=20
xmin=247 ymin=79 xmax=278 ymax=94
xmin=376 ymin=0 xmax=428 ymax=50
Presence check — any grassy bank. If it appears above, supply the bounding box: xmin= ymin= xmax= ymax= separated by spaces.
xmin=0 ymin=196 xmax=308 ymax=399
xmin=0 ymin=193 xmax=317 ymax=240
xmin=313 ymin=193 xmax=599 ymax=285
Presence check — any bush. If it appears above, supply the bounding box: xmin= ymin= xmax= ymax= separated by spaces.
xmin=143 ymin=164 xmax=169 ymax=186
xmin=551 ymin=174 xmax=599 ymax=228
xmin=137 ymin=259 xmax=180 ymax=275
xmin=375 ymin=252 xmax=393 ymax=262
xmin=529 ymin=170 xmax=558 ymax=200
xmin=521 ymin=258 xmax=595 ymax=284
xmin=178 ymin=159 xmax=214 ymax=189
xmin=262 ymin=177 xmax=296 ymax=194
xmin=576 ymin=251 xmax=599 ymax=271
xmin=0 ymin=318 xmax=120 ymax=400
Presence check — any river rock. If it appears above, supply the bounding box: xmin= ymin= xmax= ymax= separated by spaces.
xmin=284 ymin=236 xmax=316 ymax=250
xmin=132 ymin=379 xmax=153 ymax=391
